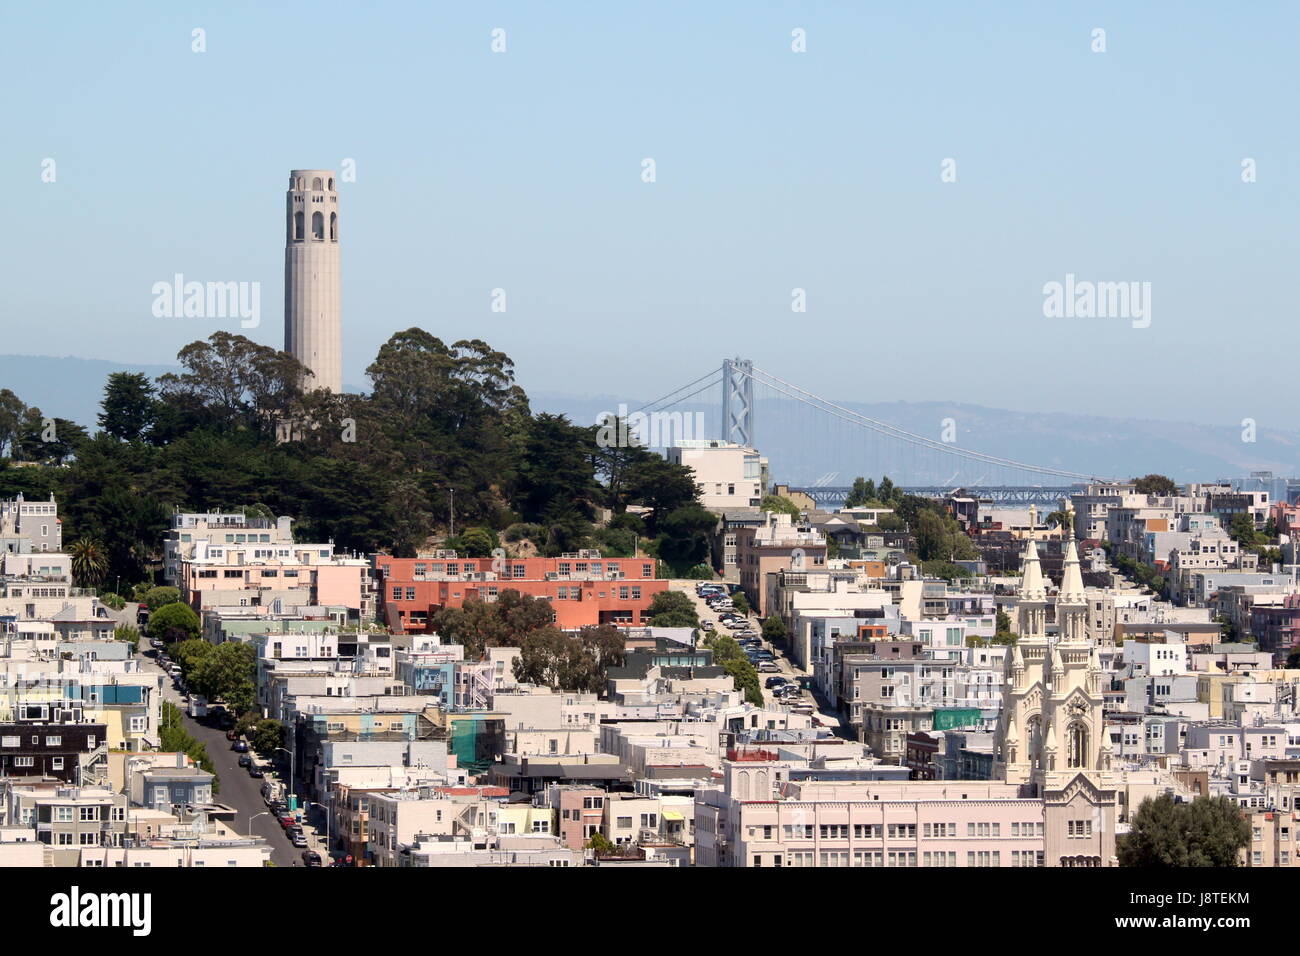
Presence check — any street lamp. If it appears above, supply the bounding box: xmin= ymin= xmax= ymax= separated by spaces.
xmin=307 ymin=800 xmax=331 ymax=855
xmin=247 ymin=811 xmax=270 ymax=841
xmin=274 ymin=746 xmax=295 ymax=807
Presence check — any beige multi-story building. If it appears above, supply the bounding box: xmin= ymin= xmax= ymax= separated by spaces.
xmin=694 ymin=752 xmax=1047 ymax=868
xmin=180 ymin=539 xmax=371 ymax=619
xmin=735 ymin=512 xmax=827 ymax=617
xmin=667 ymin=440 xmax=766 ymax=511
xmin=1243 ymin=807 xmax=1300 ymax=867
xmin=164 ymin=511 xmax=296 ymax=585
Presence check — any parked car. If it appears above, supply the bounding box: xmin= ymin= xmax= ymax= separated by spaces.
xmin=301 ymin=850 xmax=322 ymax=867
xmin=237 ymin=755 xmax=252 ymax=768
xmin=765 ymin=676 xmax=789 ymax=689
xmin=759 ymin=661 xmax=781 ymax=672
xmin=270 ymin=801 xmax=287 ymax=816
xmin=232 ymin=740 xmax=249 ymax=753
xmin=248 ymin=765 xmax=265 ymax=779
xmin=291 ymin=832 xmax=309 ymax=848
xmin=278 ymin=814 xmax=297 ymax=828
xmin=755 ymin=650 xmax=774 ymax=661
xmin=226 ymin=729 xmax=238 ymax=741
xmin=700 ymin=621 xmax=715 ymax=631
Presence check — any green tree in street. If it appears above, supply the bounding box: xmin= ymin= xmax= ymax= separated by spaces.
xmin=430 ymin=589 xmax=557 ymax=660
xmin=143 ymin=585 xmax=181 ymax=611
xmin=761 ymin=614 xmax=787 ymax=643
xmin=189 ymin=641 xmax=258 ymax=715
xmin=512 ymin=623 xmax=626 ymax=692
xmin=645 ymin=590 xmax=700 ymax=628
xmin=148 ymin=602 xmax=201 ymax=643
xmin=706 ymin=634 xmax=763 ymax=705
xmin=1118 ymin=794 xmax=1248 ymax=867
xmin=252 ymin=719 xmax=286 ymax=754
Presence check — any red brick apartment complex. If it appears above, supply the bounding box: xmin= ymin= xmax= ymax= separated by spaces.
xmin=373 ymin=551 xmax=669 ymax=634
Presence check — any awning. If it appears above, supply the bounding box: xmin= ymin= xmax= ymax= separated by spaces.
xmin=662 ymin=810 xmax=684 ymax=821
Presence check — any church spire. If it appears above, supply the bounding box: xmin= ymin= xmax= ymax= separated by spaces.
xmin=1019 ymin=519 xmax=1046 ymax=603
xmin=1059 ymin=538 xmax=1086 ymax=607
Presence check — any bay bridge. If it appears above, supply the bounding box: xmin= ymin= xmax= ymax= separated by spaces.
xmin=632 ymin=358 xmax=1109 ymax=509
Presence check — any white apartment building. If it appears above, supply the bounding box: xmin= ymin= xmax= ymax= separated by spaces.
xmin=0 ymin=494 xmax=61 ymax=554
xmin=164 ymin=511 xmax=296 ymax=585
xmin=667 ymin=440 xmax=766 ymax=511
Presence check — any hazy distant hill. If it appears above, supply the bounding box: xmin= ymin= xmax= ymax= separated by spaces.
xmin=0 ymin=355 xmax=178 ymax=427
xmin=529 ymin=392 xmax=1300 ymax=487
xmin=1 ymin=355 xmax=1293 ymax=485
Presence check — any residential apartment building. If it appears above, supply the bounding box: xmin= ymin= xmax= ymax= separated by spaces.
xmin=667 ymin=440 xmax=766 ymax=511
xmin=164 ymin=511 xmax=295 ymax=585
xmin=694 ymin=753 xmax=1048 ymax=868
xmin=735 ymin=512 xmax=828 ymax=617
xmin=0 ymin=494 xmax=61 ymax=554
xmin=180 ymin=541 xmax=370 ymax=618
xmin=374 ymin=551 xmax=667 ymax=633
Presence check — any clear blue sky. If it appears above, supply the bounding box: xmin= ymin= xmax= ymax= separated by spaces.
xmin=3 ymin=1 xmax=1296 ymax=424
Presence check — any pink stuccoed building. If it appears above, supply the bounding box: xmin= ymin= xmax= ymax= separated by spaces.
xmin=180 ymin=541 xmax=372 ymax=619
xmin=694 ymin=751 xmax=1046 ymax=867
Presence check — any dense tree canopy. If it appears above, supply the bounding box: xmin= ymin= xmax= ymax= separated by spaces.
xmin=645 ymin=590 xmax=700 ymax=628
xmin=1133 ymin=474 xmax=1177 ymax=497
xmin=1118 ymin=794 xmax=1248 ymax=867
xmin=0 ymin=329 xmax=704 ymax=586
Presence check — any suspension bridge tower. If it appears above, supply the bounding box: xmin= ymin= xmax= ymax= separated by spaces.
xmin=722 ymin=357 xmax=754 ymax=447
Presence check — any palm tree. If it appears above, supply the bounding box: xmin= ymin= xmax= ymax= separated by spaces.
xmin=68 ymin=536 xmax=108 ymax=589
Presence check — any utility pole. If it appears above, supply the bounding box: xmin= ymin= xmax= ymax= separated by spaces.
xmin=449 ymin=488 xmax=455 ymax=538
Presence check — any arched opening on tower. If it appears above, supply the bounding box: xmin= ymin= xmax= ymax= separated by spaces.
xmin=1067 ymin=721 xmax=1089 ymax=769
xmin=294 ymin=211 xmax=304 ymax=241
xmin=330 ymin=212 xmax=338 ymax=241
xmin=1026 ymin=716 xmax=1042 ymax=769
xmin=312 ymin=176 xmax=323 ymax=190
xmin=311 ymin=211 xmax=324 ymax=240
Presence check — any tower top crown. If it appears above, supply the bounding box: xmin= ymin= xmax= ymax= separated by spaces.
xmin=288 ymin=170 xmax=338 ymax=193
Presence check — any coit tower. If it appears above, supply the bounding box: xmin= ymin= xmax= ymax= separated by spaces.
xmin=284 ymin=169 xmax=342 ymax=392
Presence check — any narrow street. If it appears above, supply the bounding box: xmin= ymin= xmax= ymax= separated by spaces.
xmin=140 ymin=644 xmax=302 ymax=867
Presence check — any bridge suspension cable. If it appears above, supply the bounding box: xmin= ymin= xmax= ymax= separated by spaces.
xmin=630 ymin=369 xmax=721 ymax=415
xmin=737 ymin=364 xmax=1106 ymax=483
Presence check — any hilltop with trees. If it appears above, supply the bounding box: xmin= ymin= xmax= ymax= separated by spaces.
xmin=0 ymin=329 xmax=707 ymax=591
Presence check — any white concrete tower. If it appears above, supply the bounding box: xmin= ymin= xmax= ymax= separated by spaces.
xmin=284 ymin=169 xmax=341 ymax=392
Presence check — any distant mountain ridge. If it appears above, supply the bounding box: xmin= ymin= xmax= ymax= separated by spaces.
xmin=0 ymin=354 xmax=1294 ymax=485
